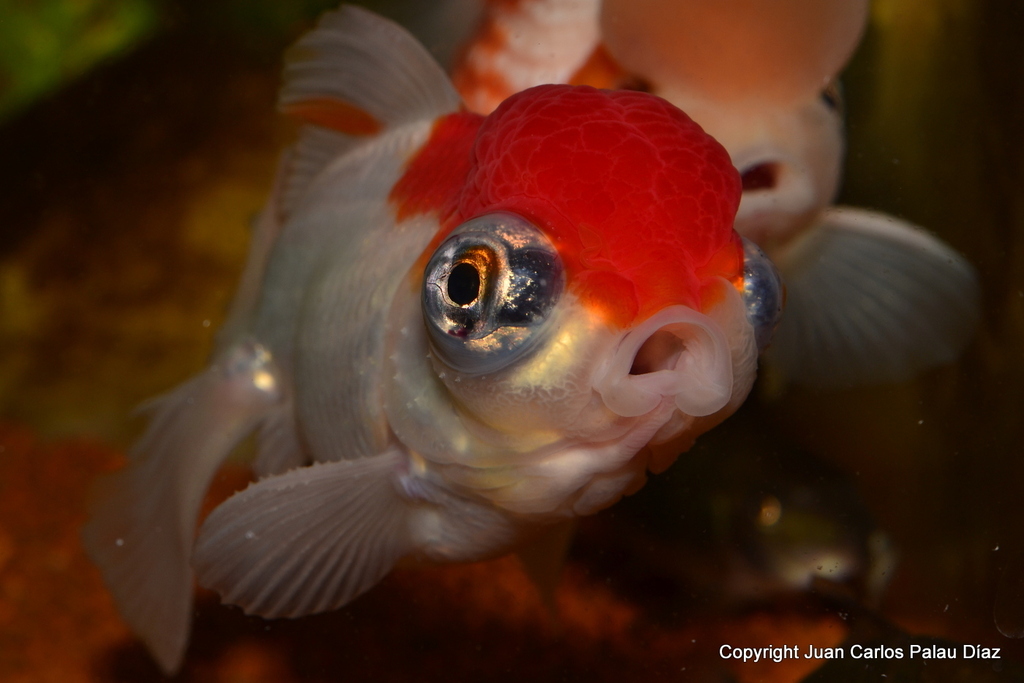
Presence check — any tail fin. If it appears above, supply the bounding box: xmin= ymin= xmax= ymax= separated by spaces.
xmin=81 ymin=342 xmax=282 ymax=674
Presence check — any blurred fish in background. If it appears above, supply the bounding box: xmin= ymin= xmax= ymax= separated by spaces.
xmin=452 ymin=0 xmax=981 ymax=390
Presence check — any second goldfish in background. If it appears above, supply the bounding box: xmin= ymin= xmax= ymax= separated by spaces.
xmin=454 ymin=0 xmax=980 ymax=388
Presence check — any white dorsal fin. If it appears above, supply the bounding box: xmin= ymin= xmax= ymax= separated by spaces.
xmin=767 ymin=207 xmax=981 ymax=388
xmin=277 ymin=4 xmax=463 ymax=218
xmin=277 ymin=127 xmax=356 ymax=223
xmin=281 ymin=4 xmax=461 ymax=129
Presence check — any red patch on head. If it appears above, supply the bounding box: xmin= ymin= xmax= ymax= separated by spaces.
xmin=455 ymin=85 xmax=742 ymax=326
xmin=392 ymin=85 xmax=742 ymax=327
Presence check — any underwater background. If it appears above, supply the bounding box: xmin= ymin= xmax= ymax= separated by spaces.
xmin=1 ymin=0 xmax=1023 ymax=680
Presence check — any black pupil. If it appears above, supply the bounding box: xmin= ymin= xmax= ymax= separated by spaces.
xmin=447 ymin=262 xmax=481 ymax=306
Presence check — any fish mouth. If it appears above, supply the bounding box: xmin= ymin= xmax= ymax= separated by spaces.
xmin=594 ymin=305 xmax=733 ymax=419
xmin=740 ymin=161 xmax=780 ymax=192
xmin=629 ymin=328 xmax=686 ymax=375
xmin=734 ymin=153 xmax=820 ymax=244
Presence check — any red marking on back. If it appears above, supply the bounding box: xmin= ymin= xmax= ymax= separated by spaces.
xmin=282 ymin=97 xmax=382 ymax=136
xmin=389 ymin=111 xmax=483 ymax=224
xmin=568 ymin=45 xmax=628 ymax=90
xmin=453 ymin=85 xmax=742 ymax=327
xmin=451 ymin=5 xmax=516 ymax=115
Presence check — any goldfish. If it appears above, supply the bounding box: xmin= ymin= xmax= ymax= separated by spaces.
xmin=453 ymin=0 xmax=980 ymax=387
xmin=82 ymin=5 xmax=783 ymax=674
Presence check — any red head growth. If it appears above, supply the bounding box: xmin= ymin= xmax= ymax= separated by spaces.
xmin=395 ymin=85 xmax=743 ymax=327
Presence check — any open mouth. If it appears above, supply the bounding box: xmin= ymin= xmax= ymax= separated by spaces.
xmin=740 ymin=162 xmax=779 ymax=192
xmin=595 ymin=305 xmax=733 ymax=420
xmin=629 ymin=329 xmax=685 ymax=376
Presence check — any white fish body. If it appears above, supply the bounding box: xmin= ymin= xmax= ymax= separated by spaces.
xmin=83 ymin=9 xmax=460 ymax=668
xmin=83 ymin=5 xmax=779 ymax=674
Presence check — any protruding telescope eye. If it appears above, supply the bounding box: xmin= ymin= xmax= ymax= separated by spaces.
xmin=740 ymin=238 xmax=785 ymax=352
xmin=422 ymin=212 xmax=564 ymax=375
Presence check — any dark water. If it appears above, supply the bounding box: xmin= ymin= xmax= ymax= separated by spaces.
xmin=1 ymin=1 xmax=1023 ymax=681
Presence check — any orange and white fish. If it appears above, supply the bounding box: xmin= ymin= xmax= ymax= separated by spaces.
xmin=454 ymin=0 xmax=980 ymax=387
xmin=83 ymin=5 xmax=782 ymax=674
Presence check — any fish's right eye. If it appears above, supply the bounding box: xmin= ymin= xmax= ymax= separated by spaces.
xmin=422 ymin=212 xmax=564 ymax=375
xmin=740 ymin=238 xmax=785 ymax=352
xmin=820 ymin=80 xmax=844 ymax=115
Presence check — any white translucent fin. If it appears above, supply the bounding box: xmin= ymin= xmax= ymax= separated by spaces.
xmin=516 ymin=519 xmax=577 ymax=611
xmin=192 ymin=449 xmax=412 ymax=618
xmin=216 ymin=160 xmax=286 ymax=347
xmin=278 ymin=4 xmax=462 ymax=217
xmin=280 ymin=4 xmax=460 ymax=126
xmin=279 ymin=127 xmax=358 ymax=221
xmin=767 ymin=207 xmax=981 ymax=388
xmin=81 ymin=342 xmax=283 ymax=674
xmin=253 ymin=402 xmax=308 ymax=478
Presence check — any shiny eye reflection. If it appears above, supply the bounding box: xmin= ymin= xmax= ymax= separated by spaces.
xmin=741 ymin=238 xmax=785 ymax=352
xmin=422 ymin=212 xmax=564 ymax=375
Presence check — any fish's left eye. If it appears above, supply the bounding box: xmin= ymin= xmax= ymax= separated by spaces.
xmin=740 ymin=238 xmax=784 ymax=352
xmin=422 ymin=212 xmax=564 ymax=375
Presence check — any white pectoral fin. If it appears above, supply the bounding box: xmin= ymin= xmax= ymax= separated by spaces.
xmin=768 ymin=207 xmax=981 ymax=388
xmin=192 ymin=449 xmax=412 ymax=619
xmin=81 ymin=342 xmax=283 ymax=674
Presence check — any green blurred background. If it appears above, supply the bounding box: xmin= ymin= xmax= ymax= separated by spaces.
xmin=0 ymin=0 xmax=472 ymax=124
